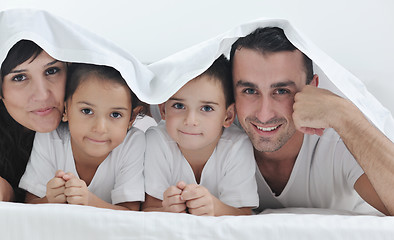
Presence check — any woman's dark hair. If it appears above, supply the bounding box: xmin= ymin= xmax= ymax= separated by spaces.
xmin=1 ymin=40 xmax=43 ymax=97
xmin=0 ymin=40 xmax=40 ymax=201
xmin=66 ymin=63 xmax=149 ymax=121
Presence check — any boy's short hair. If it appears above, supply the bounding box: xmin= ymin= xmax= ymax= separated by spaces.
xmin=198 ymin=54 xmax=234 ymax=107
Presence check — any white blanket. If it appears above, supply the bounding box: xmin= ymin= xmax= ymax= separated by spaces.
xmin=1 ymin=202 xmax=393 ymax=240
xmin=148 ymin=18 xmax=394 ymax=141
xmin=0 ymin=8 xmax=154 ymax=103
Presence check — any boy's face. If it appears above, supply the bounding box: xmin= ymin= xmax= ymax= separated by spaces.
xmin=63 ymin=77 xmax=133 ymax=162
xmin=159 ymin=76 xmax=234 ymax=155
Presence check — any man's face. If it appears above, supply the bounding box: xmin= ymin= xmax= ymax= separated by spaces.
xmin=232 ymin=48 xmax=308 ymax=153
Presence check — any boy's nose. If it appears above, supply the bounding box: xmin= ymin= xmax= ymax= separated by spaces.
xmin=184 ymin=110 xmax=198 ymax=126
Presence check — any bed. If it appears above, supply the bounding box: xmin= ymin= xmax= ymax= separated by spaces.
xmin=1 ymin=202 xmax=393 ymax=239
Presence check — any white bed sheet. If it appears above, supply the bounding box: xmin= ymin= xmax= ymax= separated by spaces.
xmin=1 ymin=202 xmax=393 ymax=240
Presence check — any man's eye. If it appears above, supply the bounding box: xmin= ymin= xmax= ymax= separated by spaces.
xmin=172 ymin=103 xmax=184 ymax=109
xmin=45 ymin=67 xmax=59 ymax=75
xmin=244 ymin=88 xmax=256 ymax=94
xmin=81 ymin=108 xmax=93 ymax=115
xmin=110 ymin=112 xmax=122 ymax=119
xmin=12 ymin=74 xmax=27 ymax=82
xmin=275 ymin=89 xmax=290 ymax=95
xmin=201 ymin=105 xmax=213 ymax=112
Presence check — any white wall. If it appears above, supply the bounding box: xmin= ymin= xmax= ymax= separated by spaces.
xmin=2 ymin=0 xmax=394 ymax=114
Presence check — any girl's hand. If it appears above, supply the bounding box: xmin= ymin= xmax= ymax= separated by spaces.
xmin=181 ymin=184 xmax=215 ymax=216
xmin=46 ymin=170 xmax=67 ymax=203
xmin=162 ymin=181 xmax=187 ymax=213
xmin=63 ymin=173 xmax=89 ymax=205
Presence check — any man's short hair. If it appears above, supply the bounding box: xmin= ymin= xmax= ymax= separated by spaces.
xmin=230 ymin=27 xmax=314 ymax=84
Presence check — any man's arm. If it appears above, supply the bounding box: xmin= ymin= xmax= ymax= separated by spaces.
xmin=293 ymin=85 xmax=394 ymax=215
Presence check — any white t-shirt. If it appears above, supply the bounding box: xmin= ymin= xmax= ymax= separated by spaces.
xmin=19 ymin=124 xmax=145 ymax=204
xmin=255 ymin=128 xmax=380 ymax=214
xmin=144 ymin=121 xmax=259 ymax=208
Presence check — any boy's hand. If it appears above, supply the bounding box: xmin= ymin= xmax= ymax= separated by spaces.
xmin=63 ymin=173 xmax=89 ymax=205
xmin=46 ymin=170 xmax=67 ymax=203
xmin=181 ymin=184 xmax=215 ymax=216
xmin=162 ymin=181 xmax=187 ymax=213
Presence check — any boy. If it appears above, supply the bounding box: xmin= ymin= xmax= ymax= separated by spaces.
xmin=143 ymin=55 xmax=258 ymax=216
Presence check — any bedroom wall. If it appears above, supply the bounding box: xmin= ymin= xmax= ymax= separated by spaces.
xmin=2 ymin=0 xmax=394 ymax=114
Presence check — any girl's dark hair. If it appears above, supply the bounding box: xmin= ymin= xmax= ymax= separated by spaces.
xmin=1 ymin=40 xmax=43 ymax=97
xmin=66 ymin=63 xmax=149 ymax=120
xmin=0 ymin=40 xmax=40 ymax=201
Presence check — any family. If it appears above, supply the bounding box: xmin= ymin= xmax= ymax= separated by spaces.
xmin=0 ymin=9 xmax=393 ymax=216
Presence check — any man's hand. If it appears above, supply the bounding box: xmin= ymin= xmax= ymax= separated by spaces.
xmin=293 ymin=85 xmax=344 ymax=135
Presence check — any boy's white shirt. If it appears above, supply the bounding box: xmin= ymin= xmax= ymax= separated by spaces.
xmin=19 ymin=124 xmax=145 ymax=204
xmin=144 ymin=121 xmax=259 ymax=208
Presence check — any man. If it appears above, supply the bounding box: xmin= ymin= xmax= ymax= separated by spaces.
xmin=230 ymin=27 xmax=394 ymax=215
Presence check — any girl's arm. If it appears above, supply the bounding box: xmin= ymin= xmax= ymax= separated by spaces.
xmin=0 ymin=177 xmax=14 ymax=202
xmin=63 ymin=173 xmax=139 ymax=210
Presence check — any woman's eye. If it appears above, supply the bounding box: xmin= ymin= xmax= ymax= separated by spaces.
xmin=12 ymin=74 xmax=27 ymax=82
xmin=110 ymin=112 xmax=122 ymax=119
xmin=172 ymin=103 xmax=185 ymax=109
xmin=45 ymin=67 xmax=59 ymax=75
xmin=81 ymin=108 xmax=93 ymax=115
xmin=201 ymin=105 xmax=213 ymax=112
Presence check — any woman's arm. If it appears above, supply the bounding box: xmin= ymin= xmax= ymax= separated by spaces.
xmin=0 ymin=177 xmax=14 ymax=202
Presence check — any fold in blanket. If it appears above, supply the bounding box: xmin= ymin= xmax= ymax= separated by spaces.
xmin=147 ymin=18 xmax=394 ymax=140
xmin=0 ymin=8 xmax=154 ymax=103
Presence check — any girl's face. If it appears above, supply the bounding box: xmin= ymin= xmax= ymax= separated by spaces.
xmin=63 ymin=77 xmax=133 ymax=163
xmin=1 ymin=50 xmax=67 ymax=132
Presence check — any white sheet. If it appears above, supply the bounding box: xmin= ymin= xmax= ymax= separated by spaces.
xmin=147 ymin=18 xmax=394 ymax=141
xmin=1 ymin=202 xmax=393 ymax=240
xmin=0 ymin=8 xmax=154 ymax=103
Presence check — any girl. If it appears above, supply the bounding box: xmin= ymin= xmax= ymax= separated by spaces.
xmin=19 ymin=63 xmax=146 ymax=210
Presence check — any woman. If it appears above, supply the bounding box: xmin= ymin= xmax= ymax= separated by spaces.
xmin=0 ymin=40 xmax=67 ymax=201
xmin=0 ymin=8 xmax=154 ymax=202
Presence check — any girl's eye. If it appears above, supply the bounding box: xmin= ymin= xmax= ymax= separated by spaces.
xmin=244 ymin=88 xmax=257 ymax=95
xmin=172 ymin=103 xmax=185 ymax=109
xmin=110 ymin=112 xmax=122 ymax=119
xmin=81 ymin=108 xmax=93 ymax=115
xmin=201 ymin=105 xmax=213 ymax=112
xmin=45 ymin=67 xmax=59 ymax=75
xmin=12 ymin=74 xmax=27 ymax=82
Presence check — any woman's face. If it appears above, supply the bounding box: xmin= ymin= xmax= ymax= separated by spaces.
xmin=1 ymin=50 xmax=67 ymax=132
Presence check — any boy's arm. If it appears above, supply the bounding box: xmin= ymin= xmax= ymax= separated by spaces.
xmin=0 ymin=177 xmax=14 ymax=201
xmin=181 ymin=184 xmax=252 ymax=216
xmin=142 ymin=184 xmax=187 ymax=213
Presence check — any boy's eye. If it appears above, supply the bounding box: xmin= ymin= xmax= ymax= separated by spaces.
xmin=110 ymin=112 xmax=122 ymax=119
xmin=172 ymin=103 xmax=185 ymax=109
xmin=243 ymin=88 xmax=257 ymax=95
xmin=45 ymin=67 xmax=59 ymax=75
xmin=81 ymin=108 xmax=93 ymax=115
xmin=201 ymin=105 xmax=213 ymax=112
xmin=12 ymin=74 xmax=27 ymax=82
